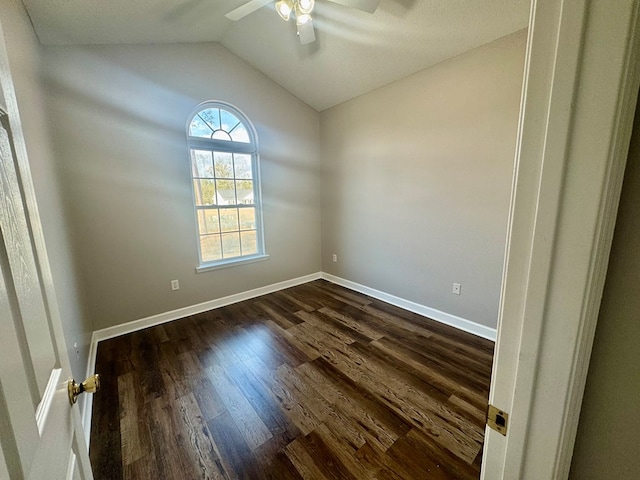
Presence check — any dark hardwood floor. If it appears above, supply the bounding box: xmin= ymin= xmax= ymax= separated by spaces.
xmin=89 ymin=280 xmax=494 ymax=479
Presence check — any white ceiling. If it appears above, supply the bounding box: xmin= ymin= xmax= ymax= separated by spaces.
xmin=23 ymin=0 xmax=530 ymax=111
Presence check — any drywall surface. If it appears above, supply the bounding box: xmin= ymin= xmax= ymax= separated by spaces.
xmin=43 ymin=42 xmax=321 ymax=330
xmin=569 ymin=103 xmax=640 ymax=479
xmin=0 ymin=0 xmax=91 ymax=380
xmin=320 ymin=30 xmax=526 ymax=328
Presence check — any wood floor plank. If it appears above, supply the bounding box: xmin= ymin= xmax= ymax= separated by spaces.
xmin=90 ymin=338 xmax=123 ymax=480
xmin=368 ymin=297 xmax=494 ymax=356
xmin=121 ymin=454 xmax=161 ymax=480
xmin=313 ymin=307 xmax=382 ymax=344
xmin=300 ymin=429 xmax=359 ymax=480
xmin=157 ymin=343 xmax=192 ymax=401
xmin=236 ymin=323 xmax=291 ymax=370
xmin=355 ymin=441 xmax=417 ymax=480
xmin=117 ymin=372 xmax=144 ymax=466
xmin=90 ymin=280 xmax=492 ymax=480
xmin=276 ymin=364 xmax=333 ymax=425
xmin=276 ymin=289 xmax=318 ymax=313
xmin=405 ymin=427 xmax=483 ymax=479
xmin=191 ymin=373 xmax=227 ymax=423
xmin=386 ymin=435 xmax=458 ymax=480
xmin=294 ymin=310 xmax=361 ymax=345
xmin=252 ymin=433 xmax=304 ymax=480
xmin=268 ymin=372 xmax=324 ymax=436
xmin=446 ymin=394 xmax=488 ymax=429
xmin=295 ymin=361 xmax=398 ymax=452
xmin=225 ymin=361 xmax=301 ymax=442
xmin=264 ymin=319 xmax=320 ymax=363
xmin=369 ymin=335 xmax=484 ymax=402
xmin=373 ymin=333 xmax=492 ymax=398
xmin=313 ymin=423 xmax=375 ymax=479
xmin=153 ymin=396 xmax=217 ymax=479
xmin=128 ymin=330 xmax=165 ymax=401
xmin=307 ymin=329 xmax=484 ymax=463
xmin=207 ymin=364 xmax=273 ymax=450
xmin=262 ymin=292 xmax=308 ymax=316
xmin=311 ymin=356 xmax=414 ymax=442
xmin=360 ymin=303 xmax=434 ymax=336
xmin=312 ymin=281 xmax=373 ymax=309
xmin=284 ymin=438 xmax=331 ymax=480
xmin=322 ymin=407 xmax=367 ymax=451
xmin=175 ymin=393 xmax=228 ymax=480
xmin=339 ymin=342 xmax=484 ymax=463
xmin=254 ymin=299 xmax=301 ymax=330
xmin=207 ymin=411 xmax=262 ymax=479
xmin=350 ymin=337 xmax=453 ymax=403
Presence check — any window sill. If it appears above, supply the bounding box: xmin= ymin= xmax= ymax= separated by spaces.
xmin=196 ymin=254 xmax=270 ymax=273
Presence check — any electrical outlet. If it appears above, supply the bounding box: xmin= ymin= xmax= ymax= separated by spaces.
xmin=332 ymin=253 xmax=338 ymax=262
xmin=171 ymin=279 xmax=180 ymax=291
xmin=452 ymin=283 xmax=461 ymax=295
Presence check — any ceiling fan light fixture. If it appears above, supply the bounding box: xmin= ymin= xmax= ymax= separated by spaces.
xmin=296 ymin=12 xmax=312 ymax=25
xmin=297 ymin=0 xmax=315 ymax=15
xmin=275 ymin=0 xmax=294 ymax=21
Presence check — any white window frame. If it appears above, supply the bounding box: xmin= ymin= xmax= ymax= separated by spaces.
xmin=186 ymin=101 xmax=267 ymax=272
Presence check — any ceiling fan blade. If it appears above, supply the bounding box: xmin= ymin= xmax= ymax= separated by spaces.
xmin=298 ymin=19 xmax=316 ymax=45
xmin=225 ymin=0 xmax=273 ymax=21
xmin=327 ymin=0 xmax=379 ymax=14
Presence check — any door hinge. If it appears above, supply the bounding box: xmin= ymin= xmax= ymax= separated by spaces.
xmin=487 ymin=404 xmax=508 ymax=435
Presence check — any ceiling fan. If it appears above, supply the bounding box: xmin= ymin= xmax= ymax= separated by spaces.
xmin=225 ymin=0 xmax=380 ymax=45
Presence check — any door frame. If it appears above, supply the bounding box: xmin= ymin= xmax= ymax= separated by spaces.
xmin=483 ymin=0 xmax=640 ymax=478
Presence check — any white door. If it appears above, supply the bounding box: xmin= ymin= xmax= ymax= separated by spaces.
xmin=0 ymin=22 xmax=94 ymax=480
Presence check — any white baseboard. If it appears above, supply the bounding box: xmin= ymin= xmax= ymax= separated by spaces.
xmin=321 ymin=273 xmax=497 ymax=342
xmin=82 ymin=270 xmax=495 ymax=443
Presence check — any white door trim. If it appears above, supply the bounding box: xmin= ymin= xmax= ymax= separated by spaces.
xmin=482 ymin=0 xmax=640 ymax=478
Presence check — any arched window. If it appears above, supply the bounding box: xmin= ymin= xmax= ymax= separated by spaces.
xmin=187 ymin=102 xmax=265 ymax=270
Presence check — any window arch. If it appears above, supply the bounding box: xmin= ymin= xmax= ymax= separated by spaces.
xmin=187 ymin=102 xmax=265 ymax=269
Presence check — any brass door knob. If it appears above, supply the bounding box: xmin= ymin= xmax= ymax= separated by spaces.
xmin=68 ymin=374 xmax=100 ymax=405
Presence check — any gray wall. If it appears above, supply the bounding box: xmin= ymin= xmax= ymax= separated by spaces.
xmin=319 ymin=30 xmax=526 ymax=329
xmin=0 ymin=0 xmax=91 ymax=380
xmin=569 ymin=102 xmax=640 ymax=479
xmin=42 ymin=42 xmax=321 ymax=331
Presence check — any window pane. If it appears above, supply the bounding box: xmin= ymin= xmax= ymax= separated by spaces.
xmin=219 ymin=208 xmax=239 ymax=232
xmin=191 ymin=150 xmax=214 ymax=178
xmin=212 ymin=130 xmax=232 ymax=141
xmin=234 ymin=154 xmax=253 ymax=179
xmin=193 ymin=179 xmax=217 ymax=205
xmin=198 ymin=109 xmax=221 ymax=132
xmin=220 ymin=109 xmax=241 ymax=133
xmin=197 ymin=209 xmax=220 ymax=234
xmin=230 ymin=123 xmax=250 ymax=143
xmin=235 ymin=180 xmax=253 ymax=205
xmin=221 ymin=232 xmax=241 ymax=258
xmin=189 ymin=115 xmax=213 ymax=138
xmin=214 ymin=152 xmax=234 ymax=178
xmin=239 ymin=208 xmax=256 ymax=230
xmin=241 ymin=231 xmax=258 ymax=255
xmin=215 ymin=179 xmax=235 ymax=204
xmin=201 ymin=234 xmax=222 ymax=262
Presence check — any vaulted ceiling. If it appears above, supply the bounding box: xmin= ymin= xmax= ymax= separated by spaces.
xmin=23 ymin=0 xmax=529 ymax=111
